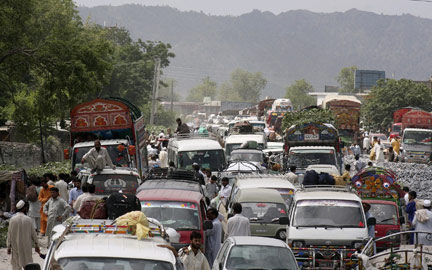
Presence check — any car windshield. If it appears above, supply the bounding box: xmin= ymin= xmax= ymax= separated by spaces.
xmin=141 ymin=201 xmax=200 ymax=230
xmin=178 ymin=150 xmax=225 ymax=171
xmin=226 ymin=245 xmax=297 ymax=270
xmin=369 ymin=203 xmax=398 ymax=225
xmin=293 ymin=200 xmax=365 ymax=228
xmin=92 ymin=174 xmax=139 ymax=195
xmin=241 ymin=202 xmax=287 ymax=223
xmin=57 ymin=257 xmax=173 ymax=270
xmin=72 ymin=145 xmax=129 ymax=169
xmin=392 ymin=125 xmax=401 ymax=132
xmin=288 ymin=150 xmax=336 ymax=168
xmin=403 ymin=131 xmax=432 ymax=145
xmin=230 ymin=152 xmax=263 ymax=163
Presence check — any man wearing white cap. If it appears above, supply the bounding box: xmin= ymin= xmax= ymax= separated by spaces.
xmin=7 ymin=200 xmax=40 ymax=270
xmin=413 ymin=199 xmax=432 ymax=245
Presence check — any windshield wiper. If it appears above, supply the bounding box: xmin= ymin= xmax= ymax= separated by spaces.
xmin=249 ymin=217 xmax=263 ymax=222
xmin=380 ymin=218 xmax=394 ymax=222
xmin=176 ymin=227 xmax=198 ymax=230
xmin=295 ymin=224 xmax=342 ymax=229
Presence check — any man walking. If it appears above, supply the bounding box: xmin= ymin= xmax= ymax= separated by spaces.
xmin=226 ymin=203 xmax=250 ymax=238
xmin=44 ymin=187 xmax=72 ymax=243
xmin=205 ymin=176 xmax=219 ymax=199
xmin=55 ymin=173 xmax=69 ymax=202
xmin=7 ymin=200 xmax=40 ymax=270
xmin=38 ymin=179 xmax=54 ymax=236
xmin=81 ymin=139 xmax=114 ymax=173
xmin=286 ymin=166 xmax=298 ymax=184
xmin=219 ymin=177 xmax=232 ymax=206
xmin=180 ymin=231 xmax=210 ymax=270
xmin=205 ymin=208 xmax=222 ymax=267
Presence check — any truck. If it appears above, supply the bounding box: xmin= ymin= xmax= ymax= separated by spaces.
xmin=68 ymin=97 xmax=148 ymax=174
xmin=351 ymin=166 xmax=405 ymax=250
xmin=322 ymin=95 xmax=361 ymax=145
xmin=400 ymin=110 xmax=432 ymax=163
xmin=284 ymin=123 xmax=343 ymax=174
xmin=390 ymin=107 xmax=415 ymax=139
xmin=267 ymin=98 xmax=293 ymax=128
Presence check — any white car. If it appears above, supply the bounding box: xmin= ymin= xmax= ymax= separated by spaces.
xmin=287 ymin=186 xmax=372 ymax=269
xmin=213 ymin=236 xmax=298 ymax=270
xmin=40 ymin=218 xmax=177 ymax=270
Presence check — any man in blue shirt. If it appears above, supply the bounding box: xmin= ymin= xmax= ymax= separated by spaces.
xmin=406 ymin=190 xmax=417 ymax=244
xmin=205 ymin=208 xmax=222 ymax=267
xmin=68 ymin=178 xmax=83 ymax=215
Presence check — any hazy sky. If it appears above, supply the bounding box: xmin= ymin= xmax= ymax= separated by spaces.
xmin=75 ymin=0 xmax=432 ymax=19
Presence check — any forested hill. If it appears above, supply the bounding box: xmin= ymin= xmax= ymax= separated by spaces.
xmin=78 ymin=5 xmax=432 ymax=98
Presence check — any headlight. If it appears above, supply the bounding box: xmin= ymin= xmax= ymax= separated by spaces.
xmin=352 ymin=241 xmax=363 ymax=249
xmin=292 ymin=240 xmax=305 ymax=248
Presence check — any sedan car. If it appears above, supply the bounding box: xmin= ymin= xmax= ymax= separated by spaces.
xmin=213 ymin=236 xmax=298 ymax=270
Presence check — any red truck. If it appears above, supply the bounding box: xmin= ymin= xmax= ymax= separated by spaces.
xmin=401 ymin=110 xmax=432 ymax=130
xmin=68 ymin=97 xmax=148 ymax=175
xmin=390 ymin=107 xmax=416 ymax=139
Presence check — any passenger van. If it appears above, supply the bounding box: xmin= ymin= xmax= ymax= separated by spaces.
xmin=224 ymin=134 xmax=267 ymax=159
xmin=167 ymin=134 xmax=225 ymax=173
xmin=228 ymin=188 xmax=289 ymax=240
xmin=137 ymin=188 xmax=213 ymax=249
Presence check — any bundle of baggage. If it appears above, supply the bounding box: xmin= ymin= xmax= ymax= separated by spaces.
xmin=78 ymin=192 xmax=141 ymax=220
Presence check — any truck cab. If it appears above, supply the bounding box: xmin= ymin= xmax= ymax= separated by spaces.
xmin=287 ymin=186 xmax=370 ymax=269
xmin=401 ymin=128 xmax=432 ymax=163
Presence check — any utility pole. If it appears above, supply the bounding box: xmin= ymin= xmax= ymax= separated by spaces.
xmin=150 ymin=58 xmax=161 ymax=125
xmin=170 ymin=80 xmax=174 ymax=113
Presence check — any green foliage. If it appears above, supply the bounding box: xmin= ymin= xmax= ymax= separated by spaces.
xmin=282 ymin=108 xmax=335 ymax=131
xmin=159 ymin=79 xmax=180 ymax=102
xmin=337 ymin=66 xmax=357 ymax=93
xmin=362 ymin=79 xmax=432 ymax=131
xmin=218 ymin=69 xmax=266 ymax=102
xmin=0 ymin=226 xmax=7 ymax=248
xmin=141 ymin=103 xmax=176 ymax=128
xmin=285 ymin=79 xmax=316 ymax=110
xmin=186 ymin=77 xmax=217 ymax=102
xmin=100 ymin=26 xmax=175 ymax=106
xmin=1 ymin=0 xmax=113 ymax=142
xmin=27 ymin=161 xmax=71 ymax=177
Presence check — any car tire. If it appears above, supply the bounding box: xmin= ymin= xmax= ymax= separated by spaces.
xmin=277 ymin=229 xmax=286 ymax=240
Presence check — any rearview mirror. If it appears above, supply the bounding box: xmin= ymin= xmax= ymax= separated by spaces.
xmin=203 ymin=220 xmax=213 ymax=230
xmin=219 ymin=263 xmax=223 ymax=270
xmin=24 ymin=263 xmax=41 ymax=270
xmin=367 ymin=217 xmax=376 ymax=226
xmin=279 ymin=216 xmax=289 ymax=225
xmin=399 ymin=216 xmax=405 ymax=225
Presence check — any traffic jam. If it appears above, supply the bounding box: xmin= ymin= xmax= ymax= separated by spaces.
xmin=6 ymin=97 xmax=432 ymax=270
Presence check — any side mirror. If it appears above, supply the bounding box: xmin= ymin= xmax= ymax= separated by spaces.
xmin=24 ymin=263 xmax=41 ymax=270
xmin=399 ymin=216 xmax=405 ymax=225
xmin=367 ymin=217 xmax=376 ymax=226
xmin=219 ymin=263 xmax=223 ymax=270
xmin=279 ymin=216 xmax=289 ymax=225
xmin=203 ymin=220 xmax=213 ymax=230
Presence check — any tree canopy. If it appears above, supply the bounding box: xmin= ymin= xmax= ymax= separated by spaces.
xmin=186 ymin=77 xmax=218 ymax=102
xmin=362 ymin=79 xmax=432 ymax=131
xmin=217 ymin=69 xmax=266 ymax=102
xmin=285 ymin=79 xmax=316 ymax=110
xmin=337 ymin=66 xmax=357 ymax=93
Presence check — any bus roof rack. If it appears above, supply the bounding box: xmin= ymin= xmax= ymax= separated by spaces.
xmin=173 ymin=133 xmax=218 ymax=141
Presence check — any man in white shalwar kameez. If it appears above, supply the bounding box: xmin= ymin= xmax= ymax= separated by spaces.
xmin=7 ymin=200 xmax=40 ymax=270
xmin=413 ymin=200 xmax=432 ymax=245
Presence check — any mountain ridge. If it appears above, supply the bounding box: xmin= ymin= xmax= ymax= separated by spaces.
xmin=78 ymin=5 xmax=432 ymax=98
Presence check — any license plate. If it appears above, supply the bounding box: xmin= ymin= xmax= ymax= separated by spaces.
xmin=304 ymin=134 xmax=319 ymax=140
xmin=319 ymin=262 xmax=334 ymax=268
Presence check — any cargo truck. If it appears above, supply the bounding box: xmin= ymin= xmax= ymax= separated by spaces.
xmin=67 ymin=97 xmax=148 ymax=174
xmin=400 ymin=110 xmax=432 ymax=163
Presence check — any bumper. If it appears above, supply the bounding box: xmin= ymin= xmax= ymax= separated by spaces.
xmin=403 ymin=152 xmax=431 ymax=163
xmin=292 ymin=246 xmax=358 ymax=269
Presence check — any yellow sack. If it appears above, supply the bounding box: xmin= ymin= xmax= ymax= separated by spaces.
xmin=115 ymin=211 xmax=151 ymax=240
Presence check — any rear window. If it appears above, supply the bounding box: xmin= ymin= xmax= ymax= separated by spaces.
xmin=141 ymin=201 xmax=200 ymax=230
xmin=92 ymin=174 xmax=139 ymax=195
xmin=241 ymin=202 xmax=287 ymax=223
